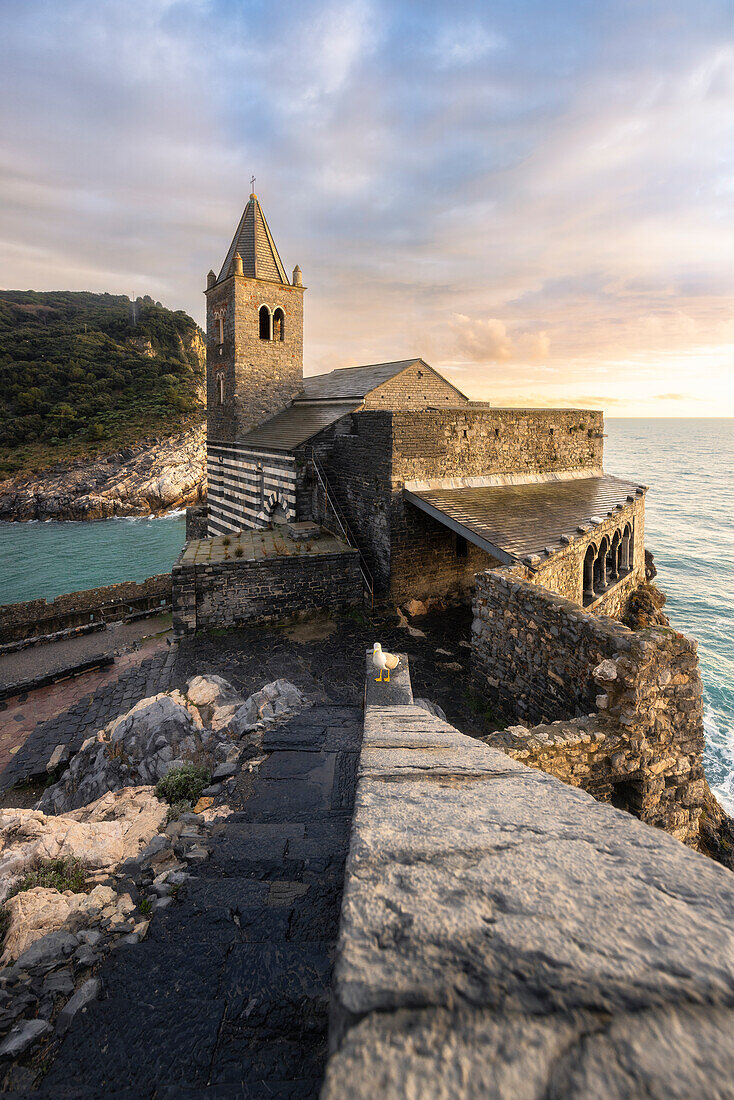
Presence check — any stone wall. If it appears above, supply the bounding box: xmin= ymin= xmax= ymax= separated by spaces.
xmin=323 ymin=667 xmax=734 ymax=1099
xmin=207 ymin=441 xmax=296 ymax=535
xmin=0 ymin=575 xmax=172 ymax=645
xmin=472 ymin=570 xmax=706 ymax=843
xmin=301 ymin=413 xmax=394 ymax=594
xmin=391 ymin=407 xmax=604 ymax=483
xmin=185 ymin=505 xmax=208 ymax=541
xmin=171 ymin=549 xmax=362 ymax=638
xmin=362 ymin=361 xmax=468 ymax=409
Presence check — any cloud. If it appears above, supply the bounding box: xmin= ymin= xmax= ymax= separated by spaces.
xmin=0 ymin=0 xmax=733 ymax=413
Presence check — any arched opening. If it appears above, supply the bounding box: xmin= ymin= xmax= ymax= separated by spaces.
xmin=259 ymin=305 xmax=271 ymax=341
xmin=273 ymin=307 xmax=284 ymax=342
xmin=217 ymin=375 xmax=225 ymax=405
xmin=620 ymin=524 xmax=632 ymax=573
xmin=608 ymin=530 xmax=621 ymax=583
xmin=593 ymin=536 xmax=610 ymax=594
xmin=217 ymin=316 xmax=224 ymax=345
xmin=583 ymin=544 xmax=596 ymax=605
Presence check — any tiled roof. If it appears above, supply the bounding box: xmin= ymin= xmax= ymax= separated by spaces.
xmin=301 ymin=360 xmax=426 ymax=400
xmin=238 ymin=402 xmax=359 ymax=452
xmin=405 ymin=475 xmax=646 ymax=564
xmin=217 ymin=194 xmax=289 ymax=284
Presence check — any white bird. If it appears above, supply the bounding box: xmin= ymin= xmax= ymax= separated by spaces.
xmin=372 ymin=642 xmax=400 ymax=683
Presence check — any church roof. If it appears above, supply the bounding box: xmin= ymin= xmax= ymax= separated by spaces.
xmin=301 ymin=359 xmax=458 ymax=401
xmin=238 ymin=401 xmax=359 ymax=452
xmin=217 ymin=194 xmax=289 ymax=285
xmin=404 ymin=475 xmax=646 ymax=566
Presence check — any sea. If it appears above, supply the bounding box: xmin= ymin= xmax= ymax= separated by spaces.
xmin=1 ymin=419 xmax=732 ymax=807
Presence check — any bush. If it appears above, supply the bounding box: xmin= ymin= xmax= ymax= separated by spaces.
xmin=8 ymin=856 xmax=88 ymax=899
xmin=155 ymin=764 xmax=210 ymax=806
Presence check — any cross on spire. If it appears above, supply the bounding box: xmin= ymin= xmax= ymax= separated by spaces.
xmin=250 ymin=175 xmax=256 ymax=195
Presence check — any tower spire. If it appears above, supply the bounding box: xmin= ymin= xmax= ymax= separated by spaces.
xmin=216 ymin=192 xmax=288 ymax=284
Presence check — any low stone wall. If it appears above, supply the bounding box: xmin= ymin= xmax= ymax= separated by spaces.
xmin=323 ymin=671 xmax=734 ymax=1098
xmin=0 ymin=575 xmax=172 ymax=645
xmin=472 ymin=570 xmax=705 ymax=844
xmin=172 ymin=548 xmax=362 ymax=637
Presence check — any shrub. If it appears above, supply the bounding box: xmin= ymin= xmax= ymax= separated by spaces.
xmin=234 ymin=546 xmax=244 ymax=557
xmin=8 ymin=856 xmax=88 ymax=899
xmin=165 ymin=799 xmax=193 ymax=823
xmin=155 ymin=764 xmax=210 ymax=806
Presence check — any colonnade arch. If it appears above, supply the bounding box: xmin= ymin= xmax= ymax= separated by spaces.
xmin=582 ymin=522 xmax=634 ymax=606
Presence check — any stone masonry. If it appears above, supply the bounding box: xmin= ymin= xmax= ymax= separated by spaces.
xmin=323 ymin=657 xmax=734 ymax=1099
xmin=172 ymin=532 xmax=362 ymax=638
xmin=472 ymin=570 xmax=706 ymax=844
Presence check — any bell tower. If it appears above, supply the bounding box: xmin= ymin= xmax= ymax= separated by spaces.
xmin=205 ymin=192 xmax=305 ymax=445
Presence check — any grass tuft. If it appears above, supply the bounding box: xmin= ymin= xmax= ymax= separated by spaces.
xmin=8 ymin=856 xmax=89 ymax=899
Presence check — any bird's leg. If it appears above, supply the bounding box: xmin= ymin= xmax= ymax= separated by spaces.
xmin=385 ymin=668 xmax=390 ymax=682
xmin=375 ymin=670 xmax=383 ymax=682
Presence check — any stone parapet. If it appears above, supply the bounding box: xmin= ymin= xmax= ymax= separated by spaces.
xmin=0 ymin=575 xmax=172 ymax=646
xmin=323 ymin=661 xmax=734 ymax=1098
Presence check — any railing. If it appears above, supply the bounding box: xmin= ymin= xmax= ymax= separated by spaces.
xmin=307 ymin=448 xmax=375 ymax=610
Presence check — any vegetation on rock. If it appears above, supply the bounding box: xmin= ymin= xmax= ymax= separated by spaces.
xmin=155 ymin=764 xmax=211 ymax=806
xmin=7 ymin=856 xmax=89 ymax=899
xmin=0 ymin=291 xmax=205 ymax=475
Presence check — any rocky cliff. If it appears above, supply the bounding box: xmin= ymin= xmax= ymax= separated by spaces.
xmin=0 ymin=425 xmax=206 ymax=521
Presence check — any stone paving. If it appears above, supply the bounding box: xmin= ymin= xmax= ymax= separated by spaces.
xmin=36 ymin=703 xmax=362 ymax=1098
xmin=0 ymin=647 xmax=176 ymax=792
xmin=178 ymin=527 xmax=351 ymax=566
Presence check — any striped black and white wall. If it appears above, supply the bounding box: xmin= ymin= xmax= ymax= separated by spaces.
xmin=206 ymin=440 xmax=297 ymax=535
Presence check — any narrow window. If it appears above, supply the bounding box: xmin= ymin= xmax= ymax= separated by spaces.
xmin=257 ymin=463 xmax=265 ymax=506
xmin=217 ymin=375 xmax=225 ymax=405
xmin=456 ymin=534 xmax=468 ymax=559
xmin=259 ymin=305 xmax=271 ymax=340
xmin=218 ymin=316 xmax=224 ymax=345
xmin=273 ymin=307 xmax=285 ymax=341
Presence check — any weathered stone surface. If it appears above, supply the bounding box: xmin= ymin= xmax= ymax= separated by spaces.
xmin=0 ymin=1018 xmax=51 ymax=1059
xmin=56 ymin=978 xmax=101 ymax=1036
xmin=323 ymin=676 xmax=734 ymax=1099
xmin=228 ymin=679 xmax=308 ymax=736
xmin=0 ymin=787 xmax=166 ymax=901
xmin=3 ymin=887 xmax=115 ymax=964
xmin=38 ymin=691 xmax=232 ymax=813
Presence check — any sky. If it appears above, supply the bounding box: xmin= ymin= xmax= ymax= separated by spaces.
xmin=1 ymin=0 xmax=733 ymax=416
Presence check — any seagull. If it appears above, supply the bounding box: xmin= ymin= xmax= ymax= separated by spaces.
xmin=372 ymin=642 xmax=400 ymax=683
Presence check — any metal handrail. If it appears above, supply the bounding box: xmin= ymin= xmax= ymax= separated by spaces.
xmin=308 ymin=449 xmax=374 ymax=608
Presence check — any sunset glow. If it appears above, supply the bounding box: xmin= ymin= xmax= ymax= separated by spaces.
xmin=1 ymin=1 xmax=733 ymax=415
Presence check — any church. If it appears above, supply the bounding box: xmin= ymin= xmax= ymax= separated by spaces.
xmin=177 ymin=191 xmax=647 ymax=633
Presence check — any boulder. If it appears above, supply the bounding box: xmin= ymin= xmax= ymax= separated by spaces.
xmin=0 ymin=1018 xmax=51 ymax=1059
xmin=404 ymin=599 xmax=428 ymax=617
xmin=185 ymin=675 xmax=243 ymax=724
xmin=2 ymin=886 xmax=115 ymax=964
xmin=0 ymin=787 xmax=167 ymax=902
xmin=38 ymin=692 xmax=232 ymax=814
xmin=228 ymin=680 xmax=307 ymax=736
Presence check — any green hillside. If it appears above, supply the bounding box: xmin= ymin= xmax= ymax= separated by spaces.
xmin=0 ymin=291 xmax=205 ymax=476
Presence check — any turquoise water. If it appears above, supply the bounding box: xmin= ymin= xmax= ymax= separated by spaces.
xmin=0 ymin=420 xmax=732 ymax=805
xmin=0 ymin=512 xmax=186 ymax=606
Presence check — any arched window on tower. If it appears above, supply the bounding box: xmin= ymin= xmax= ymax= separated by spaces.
xmin=259 ymin=305 xmax=271 ymax=341
xmin=217 ymin=375 xmax=225 ymax=405
xmin=217 ymin=316 xmax=224 ymax=345
xmin=273 ymin=308 xmax=284 ymax=342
